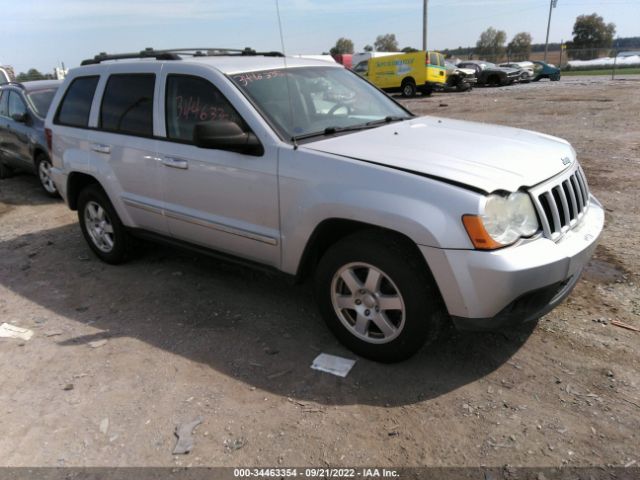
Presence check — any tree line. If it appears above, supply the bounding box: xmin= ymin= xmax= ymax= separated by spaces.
xmin=329 ymin=13 xmax=629 ymax=61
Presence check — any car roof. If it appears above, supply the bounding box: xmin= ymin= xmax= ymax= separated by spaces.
xmin=72 ymin=55 xmax=343 ymax=75
xmin=21 ymin=79 xmax=62 ymax=91
xmin=0 ymin=79 xmax=62 ymax=93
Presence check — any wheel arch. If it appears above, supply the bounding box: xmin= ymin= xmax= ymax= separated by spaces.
xmin=294 ymin=218 xmax=431 ymax=283
xmin=66 ymin=172 xmax=104 ymax=210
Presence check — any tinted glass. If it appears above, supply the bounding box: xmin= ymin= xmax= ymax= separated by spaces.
xmin=27 ymin=88 xmax=58 ymax=117
xmin=8 ymin=91 xmax=27 ymax=117
xmin=165 ymin=75 xmax=244 ymax=143
xmin=0 ymin=91 xmax=7 ymax=117
xmin=429 ymin=52 xmax=438 ymax=66
xmin=56 ymin=76 xmax=99 ymax=127
xmin=100 ymin=74 xmax=154 ymax=136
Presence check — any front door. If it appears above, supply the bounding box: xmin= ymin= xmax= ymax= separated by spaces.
xmin=157 ymin=72 xmax=280 ymax=267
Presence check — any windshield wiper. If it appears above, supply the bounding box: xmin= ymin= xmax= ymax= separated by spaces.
xmin=292 ymin=116 xmax=408 ymax=142
xmin=365 ymin=115 xmax=408 ymax=126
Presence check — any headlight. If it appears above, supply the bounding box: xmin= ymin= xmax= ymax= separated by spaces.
xmin=463 ymin=192 xmax=539 ymax=250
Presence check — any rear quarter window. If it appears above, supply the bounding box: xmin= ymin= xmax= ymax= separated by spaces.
xmin=55 ymin=76 xmax=99 ymax=127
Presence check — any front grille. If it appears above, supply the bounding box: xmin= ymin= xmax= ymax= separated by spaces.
xmin=530 ymin=164 xmax=590 ymax=241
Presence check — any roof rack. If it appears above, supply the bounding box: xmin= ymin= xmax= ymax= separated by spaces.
xmin=81 ymin=47 xmax=284 ymax=65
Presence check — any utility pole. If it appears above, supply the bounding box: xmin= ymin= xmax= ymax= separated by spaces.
xmin=544 ymin=0 xmax=558 ymax=62
xmin=422 ymin=0 xmax=428 ymax=51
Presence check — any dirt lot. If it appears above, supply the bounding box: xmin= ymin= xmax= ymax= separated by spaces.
xmin=0 ymin=76 xmax=639 ymax=469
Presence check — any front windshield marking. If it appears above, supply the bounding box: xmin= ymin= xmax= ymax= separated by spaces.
xmin=230 ymin=66 xmax=412 ymax=141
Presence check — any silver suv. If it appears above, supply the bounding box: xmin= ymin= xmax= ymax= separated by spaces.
xmin=46 ymin=48 xmax=604 ymax=362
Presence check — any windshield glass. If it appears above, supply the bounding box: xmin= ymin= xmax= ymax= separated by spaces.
xmin=27 ymin=89 xmax=57 ymax=117
xmin=230 ymin=66 xmax=411 ymax=140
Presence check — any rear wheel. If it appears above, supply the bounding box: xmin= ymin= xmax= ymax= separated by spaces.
xmin=401 ymin=80 xmax=417 ymax=98
xmin=36 ymin=154 xmax=58 ymax=197
xmin=314 ymin=231 xmax=445 ymax=362
xmin=77 ymin=184 xmax=134 ymax=264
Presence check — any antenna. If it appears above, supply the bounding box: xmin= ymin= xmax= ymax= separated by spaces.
xmin=275 ymin=0 xmax=298 ymax=149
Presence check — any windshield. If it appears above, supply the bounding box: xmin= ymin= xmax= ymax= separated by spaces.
xmin=230 ymin=66 xmax=411 ymax=141
xmin=27 ymin=89 xmax=57 ymax=117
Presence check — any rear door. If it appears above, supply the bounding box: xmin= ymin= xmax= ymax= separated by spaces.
xmin=5 ymin=90 xmax=32 ymax=169
xmin=0 ymin=90 xmax=9 ymax=162
xmin=426 ymin=52 xmax=446 ymax=85
xmin=157 ymin=66 xmax=280 ymax=266
xmin=87 ymin=64 xmax=166 ymax=234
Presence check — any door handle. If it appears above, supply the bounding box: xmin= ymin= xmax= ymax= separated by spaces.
xmin=162 ymin=157 xmax=188 ymax=169
xmin=91 ymin=143 xmax=111 ymax=154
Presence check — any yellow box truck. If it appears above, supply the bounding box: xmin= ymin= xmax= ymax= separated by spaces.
xmin=356 ymin=51 xmax=447 ymax=97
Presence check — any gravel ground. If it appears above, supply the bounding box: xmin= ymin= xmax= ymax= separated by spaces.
xmin=0 ymin=75 xmax=638 ymax=469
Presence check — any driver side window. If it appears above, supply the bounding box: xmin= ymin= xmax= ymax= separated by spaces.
xmin=165 ymin=75 xmax=245 ymax=143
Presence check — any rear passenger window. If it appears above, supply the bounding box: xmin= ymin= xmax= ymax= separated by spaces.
xmin=55 ymin=76 xmax=99 ymax=127
xmin=165 ymin=75 xmax=244 ymax=143
xmin=100 ymin=74 xmax=155 ymax=136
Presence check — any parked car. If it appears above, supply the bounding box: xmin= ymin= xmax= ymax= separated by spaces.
xmin=532 ymin=61 xmax=561 ymax=81
xmin=499 ymin=61 xmax=535 ymax=82
xmin=0 ymin=66 xmax=15 ymax=85
xmin=445 ymin=62 xmax=477 ymax=91
xmin=46 ymin=48 xmax=603 ymax=362
xmin=457 ymin=60 xmax=521 ymax=86
xmin=0 ymin=80 xmax=62 ymax=195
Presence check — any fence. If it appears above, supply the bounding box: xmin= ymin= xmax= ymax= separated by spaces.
xmin=446 ymin=46 xmax=640 ymax=78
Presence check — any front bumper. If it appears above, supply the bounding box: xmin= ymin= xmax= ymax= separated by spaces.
xmin=420 ymin=194 xmax=604 ymax=330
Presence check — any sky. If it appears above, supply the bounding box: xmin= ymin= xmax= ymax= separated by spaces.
xmin=1 ymin=0 xmax=639 ymax=74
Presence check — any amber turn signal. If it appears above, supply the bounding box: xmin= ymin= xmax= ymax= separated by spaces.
xmin=462 ymin=215 xmax=504 ymax=250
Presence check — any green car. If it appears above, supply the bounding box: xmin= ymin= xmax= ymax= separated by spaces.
xmin=532 ymin=61 xmax=561 ymax=81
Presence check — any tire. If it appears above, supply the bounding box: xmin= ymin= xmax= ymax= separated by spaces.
xmin=314 ymin=231 xmax=446 ymax=363
xmin=0 ymin=161 xmax=13 ymax=179
xmin=551 ymin=74 xmax=561 ymax=81
xmin=401 ymin=80 xmax=417 ymax=98
xmin=35 ymin=153 xmax=59 ymax=197
xmin=77 ymin=184 xmax=134 ymax=264
xmin=488 ymin=75 xmax=501 ymax=87
xmin=456 ymin=81 xmax=471 ymax=92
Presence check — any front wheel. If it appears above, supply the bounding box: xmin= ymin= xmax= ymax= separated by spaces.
xmin=36 ymin=154 xmax=59 ymax=197
xmin=314 ymin=231 xmax=445 ymax=362
xmin=77 ymin=184 xmax=134 ymax=264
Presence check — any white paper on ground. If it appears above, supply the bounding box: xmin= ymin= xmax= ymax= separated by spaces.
xmin=311 ymin=353 xmax=356 ymax=378
xmin=0 ymin=323 xmax=34 ymax=341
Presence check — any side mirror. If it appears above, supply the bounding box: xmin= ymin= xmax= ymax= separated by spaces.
xmin=11 ymin=112 xmax=29 ymax=124
xmin=193 ymin=120 xmax=264 ymax=156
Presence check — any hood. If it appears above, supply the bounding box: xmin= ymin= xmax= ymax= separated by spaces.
xmin=301 ymin=116 xmax=575 ymax=193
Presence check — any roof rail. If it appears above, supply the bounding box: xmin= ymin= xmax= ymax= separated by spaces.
xmin=81 ymin=47 xmax=284 ymax=65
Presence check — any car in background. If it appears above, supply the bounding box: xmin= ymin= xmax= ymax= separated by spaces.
xmin=0 ymin=80 xmax=62 ymax=196
xmin=499 ymin=61 xmax=535 ymax=82
xmin=532 ymin=61 xmax=561 ymax=81
xmin=457 ymin=60 xmax=521 ymax=86
xmin=445 ymin=62 xmax=477 ymax=91
xmin=0 ymin=66 xmax=15 ymax=85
